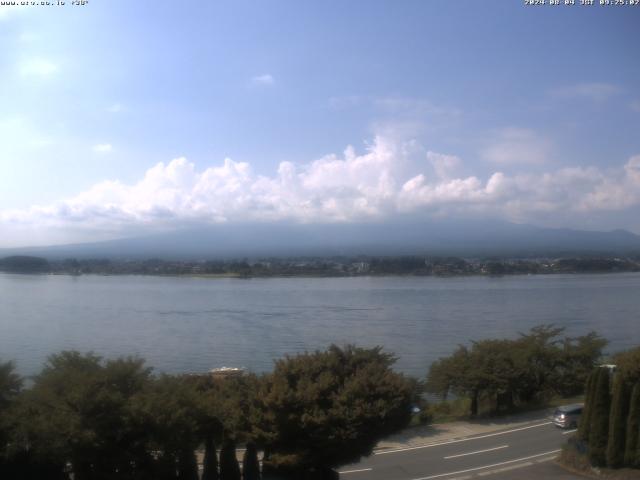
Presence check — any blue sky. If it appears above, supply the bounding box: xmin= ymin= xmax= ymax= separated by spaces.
xmin=1 ymin=1 xmax=639 ymax=246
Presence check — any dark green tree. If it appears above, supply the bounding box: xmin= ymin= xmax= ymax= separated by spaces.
xmin=426 ymin=326 xmax=605 ymax=417
xmin=624 ymin=383 xmax=640 ymax=467
xmin=426 ymin=346 xmax=480 ymax=415
xmin=578 ymin=369 xmax=597 ymax=442
xmin=514 ymin=325 xmax=565 ymax=403
xmin=552 ymin=331 xmax=607 ymax=397
xmin=130 ymin=374 xmax=203 ymax=479
xmin=220 ymin=440 xmax=241 ymax=480
xmin=13 ymin=351 xmax=153 ymax=479
xmin=202 ymin=436 xmax=220 ymax=480
xmin=606 ymin=374 xmax=630 ymax=468
xmin=177 ymin=448 xmax=199 ymax=480
xmin=614 ymin=347 xmax=640 ymax=384
xmin=254 ymin=345 xmax=413 ymax=477
xmin=242 ymin=442 xmax=260 ymax=480
xmin=0 ymin=361 xmax=23 ymax=478
xmin=588 ymin=368 xmax=611 ymax=467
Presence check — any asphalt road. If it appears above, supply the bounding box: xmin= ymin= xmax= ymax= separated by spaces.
xmin=338 ymin=420 xmax=577 ymax=480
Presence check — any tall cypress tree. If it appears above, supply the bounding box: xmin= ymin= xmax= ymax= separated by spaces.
xmin=625 ymin=383 xmax=640 ymax=467
xmin=588 ymin=368 xmax=611 ymax=467
xmin=578 ymin=369 xmax=597 ymax=441
xmin=220 ymin=440 xmax=241 ymax=480
xmin=177 ymin=449 xmax=199 ymax=480
xmin=242 ymin=442 xmax=260 ymax=480
xmin=606 ymin=375 xmax=630 ymax=468
xmin=154 ymin=453 xmax=178 ymax=480
xmin=202 ymin=436 xmax=220 ymax=480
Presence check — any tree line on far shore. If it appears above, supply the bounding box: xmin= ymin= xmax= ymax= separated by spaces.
xmin=2 ymin=254 xmax=640 ymax=277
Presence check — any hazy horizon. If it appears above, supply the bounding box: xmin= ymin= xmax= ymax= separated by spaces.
xmin=1 ymin=1 xmax=639 ymax=248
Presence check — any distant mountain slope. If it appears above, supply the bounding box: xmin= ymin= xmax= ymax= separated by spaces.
xmin=1 ymin=220 xmax=640 ymax=260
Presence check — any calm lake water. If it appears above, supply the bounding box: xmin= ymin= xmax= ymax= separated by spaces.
xmin=1 ymin=272 xmax=639 ymax=377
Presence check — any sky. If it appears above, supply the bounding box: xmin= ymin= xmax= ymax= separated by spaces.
xmin=0 ymin=0 xmax=639 ymax=247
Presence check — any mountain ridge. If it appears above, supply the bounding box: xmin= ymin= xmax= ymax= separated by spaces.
xmin=1 ymin=220 xmax=639 ymax=260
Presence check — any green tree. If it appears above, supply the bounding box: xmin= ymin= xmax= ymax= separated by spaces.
xmin=177 ymin=448 xmax=199 ymax=480
xmin=202 ymin=436 xmax=220 ymax=480
xmin=513 ymin=325 xmax=565 ymax=403
xmin=624 ymin=383 xmax=640 ymax=467
xmin=220 ymin=440 xmax=241 ymax=480
xmin=0 ymin=361 xmax=23 ymax=478
xmin=614 ymin=347 xmax=640 ymax=384
xmin=254 ymin=345 xmax=412 ymax=477
xmin=130 ymin=374 xmax=204 ymax=479
xmin=606 ymin=374 xmax=630 ymax=468
xmin=588 ymin=368 xmax=611 ymax=467
xmin=551 ymin=331 xmax=607 ymax=398
xmin=426 ymin=346 xmax=481 ymax=415
xmin=242 ymin=442 xmax=260 ymax=480
xmin=426 ymin=326 xmax=605 ymax=417
xmin=578 ymin=369 xmax=597 ymax=442
xmin=14 ymin=352 xmax=153 ymax=479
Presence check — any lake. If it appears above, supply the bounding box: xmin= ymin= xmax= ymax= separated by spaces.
xmin=1 ymin=272 xmax=639 ymax=377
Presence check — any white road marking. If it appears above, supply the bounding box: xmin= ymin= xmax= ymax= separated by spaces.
xmin=444 ymin=445 xmax=508 ymax=459
xmin=375 ymin=422 xmax=553 ymax=455
xmin=410 ymin=449 xmax=561 ymax=480
xmin=562 ymin=429 xmax=577 ymax=435
xmin=535 ymin=456 xmax=558 ymax=463
xmin=338 ymin=468 xmax=373 ymax=474
xmin=477 ymin=461 xmax=533 ymax=476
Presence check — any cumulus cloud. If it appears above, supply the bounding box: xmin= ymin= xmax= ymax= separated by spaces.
xmin=427 ymin=151 xmax=463 ymax=180
xmin=92 ymin=143 xmax=113 ymax=153
xmin=251 ymin=74 xmax=275 ymax=86
xmin=1 ymin=137 xmax=640 ymax=243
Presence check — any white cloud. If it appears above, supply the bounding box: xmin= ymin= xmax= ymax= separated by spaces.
xmin=551 ymin=83 xmax=622 ymax=102
xmin=482 ymin=128 xmax=551 ymax=166
xmin=427 ymin=151 xmax=463 ymax=180
xmin=92 ymin=144 xmax=112 ymax=153
xmin=1 ymin=137 xmax=640 ymax=243
xmin=630 ymin=100 xmax=640 ymax=113
xmin=251 ymin=74 xmax=275 ymax=86
xmin=19 ymin=58 xmax=58 ymax=77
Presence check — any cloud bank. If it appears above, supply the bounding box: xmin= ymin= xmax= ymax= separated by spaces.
xmin=2 ymin=136 xmax=640 ymax=245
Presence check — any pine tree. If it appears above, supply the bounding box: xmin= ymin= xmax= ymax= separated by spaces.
xmin=242 ymin=442 xmax=260 ymax=480
xmin=625 ymin=383 xmax=640 ymax=467
xmin=220 ymin=440 xmax=241 ymax=480
xmin=578 ymin=369 xmax=596 ymax=441
xmin=606 ymin=374 xmax=630 ymax=468
xmin=588 ymin=368 xmax=611 ymax=467
xmin=177 ymin=448 xmax=199 ymax=480
xmin=202 ymin=436 xmax=220 ymax=480
xmin=154 ymin=453 xmax=178 ymax=480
